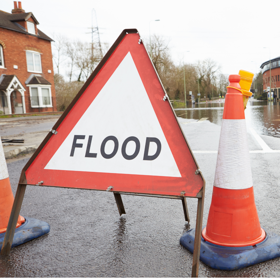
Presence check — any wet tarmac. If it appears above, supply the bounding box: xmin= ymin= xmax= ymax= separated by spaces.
xmin=1 ymin=110 xmax=280 ymax=277
xmin=0 ymin=115 xmax=60 ymax=137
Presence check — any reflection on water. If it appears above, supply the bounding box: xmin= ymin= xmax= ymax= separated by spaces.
xmin=174 ymin=99 xmax=280 ymax=138
xmin=246 ymin=100 xmax=280 ymax=138
xmin=174 ymin=100 xmax=225 ymax=127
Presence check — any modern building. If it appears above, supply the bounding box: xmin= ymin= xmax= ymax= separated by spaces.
xmin=260 ymin=57 xmax=280 ymax=100
xmin=0 ymin=1 xmax=57 ymax=114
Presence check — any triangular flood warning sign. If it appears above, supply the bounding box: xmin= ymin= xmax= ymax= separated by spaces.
xmin=45 ymin=52 xmax=180 ymax=178
xmin=23 ymin=29 xmax=204 ymax=197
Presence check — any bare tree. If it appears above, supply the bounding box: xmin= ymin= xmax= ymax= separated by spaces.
xmin=146 ymin=35 xmax=178 ymax=98
xmin=217 ymin=73 xmax=228 ymax=97
xmin=195 ymin=59 xmax=220 ymax=99
xmin=52 ymin=32 xmax=229 ymax=108
xmin=252 ymin=71 xmax=263 ymax=99
xmin=75 ymin=41 xmax=102 ymax=82
xmin=52 ymin=33 xmax=67 ymax=75
xmin=54 ymin=73 xmax=83 ymax=111
xmin=64 ymin=40 xmax=80 ymax=82
xmin=147 ymin=35 xmax=171 ymax=74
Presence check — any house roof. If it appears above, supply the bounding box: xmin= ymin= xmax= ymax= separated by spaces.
xmin=260 ymin=57 xmax=280 ymax=68
xmin=0 ymin=75 xmax=14 ymax=90
xmin=0 ymin=75 xmax=25 ymax=91
xmin=26 ymin=76 xmax=51 ymax=85
xmin=9 ymin=12 xmax=39 ymax=24
xmin=0 ymin=10 xmax=53 ymax=42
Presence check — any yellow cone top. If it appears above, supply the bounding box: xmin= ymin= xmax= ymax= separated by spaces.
xmin=239 ymin=70 xmax=254 ymax=91
xmin=238 ymin=70 xmax=254 ymax=109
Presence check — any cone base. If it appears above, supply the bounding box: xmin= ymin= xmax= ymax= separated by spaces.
xmin=0 ymin=217 xmax=50 ymax=250
xmin=202 ymin=227 xmax=266 ymax=247
xmin=180 ymin=227 xmax=280 ymax=271
xmin=204 ymin=187 xmax=264 ymax=246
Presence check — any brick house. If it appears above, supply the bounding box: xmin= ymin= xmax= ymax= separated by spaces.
xmin=0 ymin=1 xmax=57 ymax=114
xmin=260 ymin=57 xmax=280 ymax=100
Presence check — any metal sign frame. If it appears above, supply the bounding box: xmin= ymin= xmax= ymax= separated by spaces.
xmin=1 ymin=29 xmax=205 ymax=277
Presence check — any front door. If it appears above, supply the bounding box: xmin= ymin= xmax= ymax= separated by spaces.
xmin=11 ymin=91 xmax=24 ymax=114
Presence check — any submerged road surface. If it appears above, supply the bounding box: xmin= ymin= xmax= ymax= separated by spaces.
xmin=1 ymin=118 xmax=280 ymax=277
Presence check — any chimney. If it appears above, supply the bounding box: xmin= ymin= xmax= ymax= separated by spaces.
xmin=12 ymin=1 xmax=25 ymax=14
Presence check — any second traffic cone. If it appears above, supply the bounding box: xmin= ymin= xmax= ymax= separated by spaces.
xmin=0 ymin=136 xmax=50 ymax=251
xmin=201 ymin=74 xmax=265 ymax=247
xmin=0 ymin=138 xmax=25 ymax=233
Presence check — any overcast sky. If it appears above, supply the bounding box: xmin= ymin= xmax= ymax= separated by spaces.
xmin=2 ymin=0 xmax=280 ymax=78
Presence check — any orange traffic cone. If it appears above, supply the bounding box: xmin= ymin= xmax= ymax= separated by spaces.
xmin=181 ymin=74 xmax=280 ymax=271
xmin=0 ymin=138 xmax=25 ymax=233
xmin=202 ymin=74 xmax=265 ymax=247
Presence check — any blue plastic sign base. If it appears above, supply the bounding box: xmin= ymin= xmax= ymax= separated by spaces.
xmin=180 ymin=227 xmax=280 ymax=270
xmin=0 ymin=217 xmax=50 ymax=250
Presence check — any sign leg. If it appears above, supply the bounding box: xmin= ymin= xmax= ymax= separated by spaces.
xmin=181 ymin=197 xmax=190 ymax=223
xmin=1 ymin=184 xmax=26 ymax=255
xmin=113 ymin=192 xmax=126 ymax=216
xmin=191 ymin=188 xmax=205 ymax=277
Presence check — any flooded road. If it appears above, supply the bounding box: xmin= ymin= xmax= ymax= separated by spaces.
xmin=175 ymin=99 xmax=280 ymax=138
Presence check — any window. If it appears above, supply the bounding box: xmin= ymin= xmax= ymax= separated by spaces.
xmin=29 ymin=86 xmax=52 ymax=108
xmin=0 ymin=45 xmax=4 ymax=68
xmin=41 ymin=88 xmax=51 ymax=105
xmin=30 ymin=88 xmax=39 ymax=106
xmin=263 ymin=64 xmax=269 ymax=73
xmin=26 ymin=51 xmax=42 ymax=72
xmin=27 ymin=21 xmax=36 ymax=35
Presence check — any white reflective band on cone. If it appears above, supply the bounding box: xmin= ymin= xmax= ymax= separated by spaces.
xmin=214 ymin=119 xmax=253 ymax=190
xmin=0 ymin=138 xmax=9 ymax=180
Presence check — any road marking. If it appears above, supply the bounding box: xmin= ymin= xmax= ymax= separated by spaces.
xmin=191 ymin=127 xmax=280 ymax=154
xmin=248 ymin=128 xmax=272 ymax=152
xmin=249 ymin=150 xmax=280 ymax=153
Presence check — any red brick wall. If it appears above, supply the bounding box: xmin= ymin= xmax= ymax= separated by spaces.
xmin=263 ymin=68 xmax=280 ymax=92
xmin=0 ymin=27 xmax=57 ymax=113
xmin=16 ymin=20 xmax=26 ymax=30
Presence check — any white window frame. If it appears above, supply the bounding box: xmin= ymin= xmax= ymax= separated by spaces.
xmin=26 ymin=50 xmax=42 ymax=73
xmin=28 ymin=85 xmax=52 ymax=108
xmin=0 ymin=45 xmax=5 ymax=68
xmin=27 ymin=21 xmax=36 ymax=35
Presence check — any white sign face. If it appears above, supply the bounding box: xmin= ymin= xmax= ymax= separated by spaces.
xmin=45 ymin=52 xmax=181 ymax=178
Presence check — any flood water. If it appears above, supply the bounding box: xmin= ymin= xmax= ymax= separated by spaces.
xmin=174 ymin=99 xmax=280 ymax=138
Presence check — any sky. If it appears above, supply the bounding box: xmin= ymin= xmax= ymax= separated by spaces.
xmin=2 ymin=0 xmax=280 ymax=78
